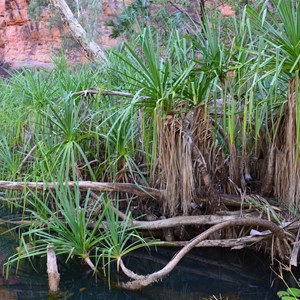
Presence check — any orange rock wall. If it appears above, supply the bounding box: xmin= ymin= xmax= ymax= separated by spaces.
xmin=1 ymin=0 xmax=60 ymax=67
xmin=0 ymin=0 xmax=124 ymax=68
xmin=0 ymin=0 xmax=234 ymax=68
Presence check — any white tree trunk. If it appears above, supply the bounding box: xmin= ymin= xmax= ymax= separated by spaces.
xmin=51 ymin=0 xmax=108 ymax=63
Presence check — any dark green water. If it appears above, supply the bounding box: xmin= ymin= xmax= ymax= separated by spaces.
xmin=0 ymin=226 xmax=282 ymax=300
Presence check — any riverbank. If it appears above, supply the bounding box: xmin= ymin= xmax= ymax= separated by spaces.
xmin=0 ymin=222 xmax=282 ymax=300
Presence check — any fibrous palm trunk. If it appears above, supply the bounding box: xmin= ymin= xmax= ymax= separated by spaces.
xmin=275 ymin=76 xmax=300 ymax=210
xmin=158 ymin=105 xmax=226 ymax=217
xmin=158 ymin=114 xmax=194 ymax=217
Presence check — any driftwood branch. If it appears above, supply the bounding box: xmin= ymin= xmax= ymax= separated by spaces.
xmin=119 ymin=218 xmax=287 ymax=290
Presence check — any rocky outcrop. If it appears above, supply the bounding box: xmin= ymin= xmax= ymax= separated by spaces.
xmin=0 ymin=0 xmax=124 ymax=68
xmin=0 ymin=0 xmax=235 ymax=69
xmin=1 ymin=0 xmax=60 ymax=67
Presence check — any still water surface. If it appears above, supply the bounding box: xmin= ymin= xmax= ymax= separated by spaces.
xmin=0 ymin=225 xmax=281 ymax=300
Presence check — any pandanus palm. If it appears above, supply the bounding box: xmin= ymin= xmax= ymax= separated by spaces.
xmin=109 ymin=28 xmax=198 ymax=216
xmin=187 ymin=10 xmax=257 ymax=195
xmin=247 ymin=0 xmax=300 ymax=208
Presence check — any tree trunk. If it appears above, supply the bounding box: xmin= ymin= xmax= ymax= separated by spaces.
xmin=50 ymin=0 xmax=107 ymax=63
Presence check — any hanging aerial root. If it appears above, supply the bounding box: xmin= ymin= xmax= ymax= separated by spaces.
xmin=84 ymin=256 xmax=98 ymax=273
xmin=118 ymin=218 xmax=287 ymax=291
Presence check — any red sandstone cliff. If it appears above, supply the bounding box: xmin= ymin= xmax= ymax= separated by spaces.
xmin=0 ymin=0 xmax=234 ymax=68
xmin=0 ymin=0 xmax=124 ymax=68
xmin=1 ymin=0 xmax=60 ymax=67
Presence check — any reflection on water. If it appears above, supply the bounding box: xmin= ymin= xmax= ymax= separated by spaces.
xmin=0 ymin=225 xmax=282 ymax=300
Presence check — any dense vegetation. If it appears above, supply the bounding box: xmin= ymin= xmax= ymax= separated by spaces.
xmin=0 ymin=0 xmax=300 ymax=293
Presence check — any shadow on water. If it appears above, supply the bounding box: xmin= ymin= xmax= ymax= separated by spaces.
xmin=0 ymin=225 xmax=284 ymax=300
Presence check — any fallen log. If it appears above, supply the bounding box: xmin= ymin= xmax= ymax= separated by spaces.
xmin=0 ymin=180 xmax=288 ymax=235
xmin=51 ymin=0 xmax=107 ymax=63
xmin=0 ymin=181 xmax=249 ymax=208
xmin=0 ymin=181 xmax=162 ymax=199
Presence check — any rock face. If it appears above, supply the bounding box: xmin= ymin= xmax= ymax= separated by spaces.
xmin=1 ymin=0 xmax=60 ymax=67
xmin=0 ymin=0 xmax=124 ymax=68
xmin=0 ymin=0 xmax=234 ymax=68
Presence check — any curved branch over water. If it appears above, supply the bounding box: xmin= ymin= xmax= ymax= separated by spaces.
xmin=119 ymin=218 xmax=287 ymax=291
